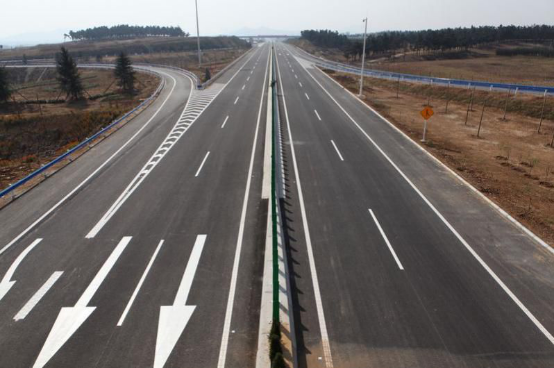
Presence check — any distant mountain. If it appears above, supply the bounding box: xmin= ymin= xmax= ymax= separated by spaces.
xmin=226 ymin=27 xmax=299 ymax=36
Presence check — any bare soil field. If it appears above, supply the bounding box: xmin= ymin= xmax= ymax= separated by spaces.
xmin=325 ymin=70 xmax=554 ymax=246
xmin=0 ymin=67 xmax=158 ymax=191
xmin=290 ymin=39 xmax=554 ymax=86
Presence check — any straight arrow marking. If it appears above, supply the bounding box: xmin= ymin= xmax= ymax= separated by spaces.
xmin=154 ymin=234 xmax=206 ymax=368
xmin=33 ymin=236 xmax=132 ymax=368
xmin=0 ymin=238 xmax=42 ymax=301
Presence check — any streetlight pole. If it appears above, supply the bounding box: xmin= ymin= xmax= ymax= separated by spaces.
xmin=195 ymin=0 xmax=202 ymax=67
xmin=358 ymin=18 xmax=368 ymax=97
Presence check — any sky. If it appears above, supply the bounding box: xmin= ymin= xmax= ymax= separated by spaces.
xmin=1 ymin=0 xmax=553 ymax=44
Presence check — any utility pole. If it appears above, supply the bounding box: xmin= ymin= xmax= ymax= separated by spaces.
xmin=358 ymin=18 xmax=368 ymax=97
xmin=195 ymin=0 xmax=202 ymax=67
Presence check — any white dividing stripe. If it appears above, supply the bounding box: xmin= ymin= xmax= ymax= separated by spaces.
xmin=247 ymin=76 xmax=250 ymax=82
xmin=14 ymin=271 xmax=63 ymax=321
xmin=295 ymin=74 xmax=298 ymax=79
xmin=299 ymin=82 xmax=303 ymax=88
xmin=0 ymin=71 xmax=182 ymax=255
xmin=234 ymin=96 xmax=240 ymax=104
xmin=305 ymin=93 xmax=310 ymax=100
xmin=76 ymin=236 xmax=132 ymax=307
xmin=195 ymin=152 xmax=210 ymax=177
xmin=117 ymin=240 xmax=164 ymax=326
xmin=299 ymin=56 xmax=554 ymax=346
xmin=368 ymin=210 xmax=404 ymax=270
xmin=242 ymin=85 xmax=246 ymax=90
xmin=275 ymin=44 xmax=334 ymax=368
xmin=221 ymin=116 xmax=230 ymax=129
xmin=217 ymin=44 xmax=270 ymax=368
xmin=314 ymin=110 xmax=322 ymax=121
xmin=330 ymin=140 xmax=344 ymax=161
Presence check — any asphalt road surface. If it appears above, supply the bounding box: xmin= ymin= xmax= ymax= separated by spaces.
xmin=0 ymin=40 xmax=553 ymax=368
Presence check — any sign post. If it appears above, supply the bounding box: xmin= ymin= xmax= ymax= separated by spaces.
xmin=420 ymin=106 xmax=434 ymax=142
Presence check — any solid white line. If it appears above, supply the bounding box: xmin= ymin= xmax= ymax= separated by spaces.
xmin=234 ymin=96 xmax=240 ymax=104
xmin=314 ymin=110 xmax=322 ymax=121
xmin=275 ymin=44 xmax=334 ymax=368
xmin=299 ymin=82 xmax=303 ymax=88
xmin=221 ymin=116 xmax=230 ymax=129
xmin=299 ymin=57 xmax=554 ymax=346
xmin=77 ymin=236 xmax=132 ymax=307
xmin=117 ymin=240 xmax=164 ymax=326
xmin=195 ymin=152 xmax=210 ymax=177
xmin=0 ymin=71 xmax=181 ymax=255
xmin=14 ymin=271 xmax=63 ymax=321
xmin=330 ymin=140 xmax=344 ymax=161
xmin=305 ymin=93 xmax=310 ymax=100
xmin=217 ymin=44 xmax=270 ymax=368
xmin=368 ymin=210 xmax=404 ymax=270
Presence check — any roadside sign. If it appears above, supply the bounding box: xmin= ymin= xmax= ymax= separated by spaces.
xmin=420 ymin=106 xmax=434 ymax=120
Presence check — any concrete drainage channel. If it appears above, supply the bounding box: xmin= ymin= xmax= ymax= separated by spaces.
xmin=257 ymin=45 xmax=297 ymax=368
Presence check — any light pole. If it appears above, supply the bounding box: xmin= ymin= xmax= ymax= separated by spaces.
xmin=195 ymin=0 xmax=202 ymax=67
xmin=359 ymin=18 xmax=368 ymax=97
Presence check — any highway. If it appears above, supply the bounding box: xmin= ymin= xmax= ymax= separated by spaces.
xmin=0 ymin=43 xmax=271 ymax=367
xmin=0 ymin=39 xmax=553 ymax=368
xmin=274 ymin=42 xmax=554 ymax=368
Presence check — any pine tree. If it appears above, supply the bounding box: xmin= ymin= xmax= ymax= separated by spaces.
xmin=0 ymin=67 xmax=11 ymax=103
xmin=56 ymin=47 xmax=83 ymax=100
xmin=114 ymin=52 xmax=135 ymax=94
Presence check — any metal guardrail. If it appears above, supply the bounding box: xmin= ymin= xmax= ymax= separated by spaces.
xmin=0 ymin=71 xmax=165 ymax=199
xmin=292 ymin=46 xmax=554 ymax=95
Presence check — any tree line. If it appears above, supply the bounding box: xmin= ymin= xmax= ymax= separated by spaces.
xmin=68 ymin=25 xmax=188 ymax=41
xmin=0 ymin=47 xmax=136 ymax=104
xmin=300 ymin=25 xmax=554 ymax=60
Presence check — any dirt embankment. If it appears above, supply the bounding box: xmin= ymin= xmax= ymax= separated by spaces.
xmin=326 ymin=70 xmax=554 ymax=246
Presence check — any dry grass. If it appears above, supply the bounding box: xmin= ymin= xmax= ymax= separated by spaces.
xmin=0 ymin=68 xmax=158 ymax=190
xmin=327 ymin=70 xmax=554 ymax=246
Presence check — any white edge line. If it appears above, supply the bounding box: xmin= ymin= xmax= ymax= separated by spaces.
xmin=195 ymin=152 xmax=211 ymax=177
xmin=117 ymin=239 xmax=164 ymax=326
xmin=217 ymin=44 xmax=270 ymax=368
xmin=14 ymin=271 xmax=63 ymax=321
xmin=221 ymin=116 xmax=230 ymax=129
xmin=293 ymin=48 xmax=554 ymax=345
xmin=276 ymin=44 xmax=335 ymax=367
xmin=330 ymin=140 xmax=344 ymax=161
xmin=368 ymin=209 xmax=404 ymax=270
xmin=0 ymin=71 xmax=183 ymax=255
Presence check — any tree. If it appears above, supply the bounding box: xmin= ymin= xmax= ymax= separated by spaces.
xmin=114 ymin=52 xmax=135 ymax=93
xmin=56 ymin=47 xmax=83 ymax=100
xmin=22 ymin=54 xmax=28 ymax=65
xmin=204 ymin=67 xmax=211 ymax=82
xmin=0 ymin=67 xmax=11 ymax=103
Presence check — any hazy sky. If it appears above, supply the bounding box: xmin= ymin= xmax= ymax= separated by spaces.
xmin=1 ymin=0 xmax=553 ymax=41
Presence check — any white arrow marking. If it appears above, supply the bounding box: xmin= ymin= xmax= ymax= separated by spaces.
xmin=154 ymin=234 xmax=206 ymax=368
xmin=0 ymin=238 xmax=42 ymax=301
xmin=33 ymin=236 xmax=132 ymax=368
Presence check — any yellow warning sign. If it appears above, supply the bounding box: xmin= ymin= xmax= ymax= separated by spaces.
xmin=420 ymin=106 xmax=434 ymax=120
